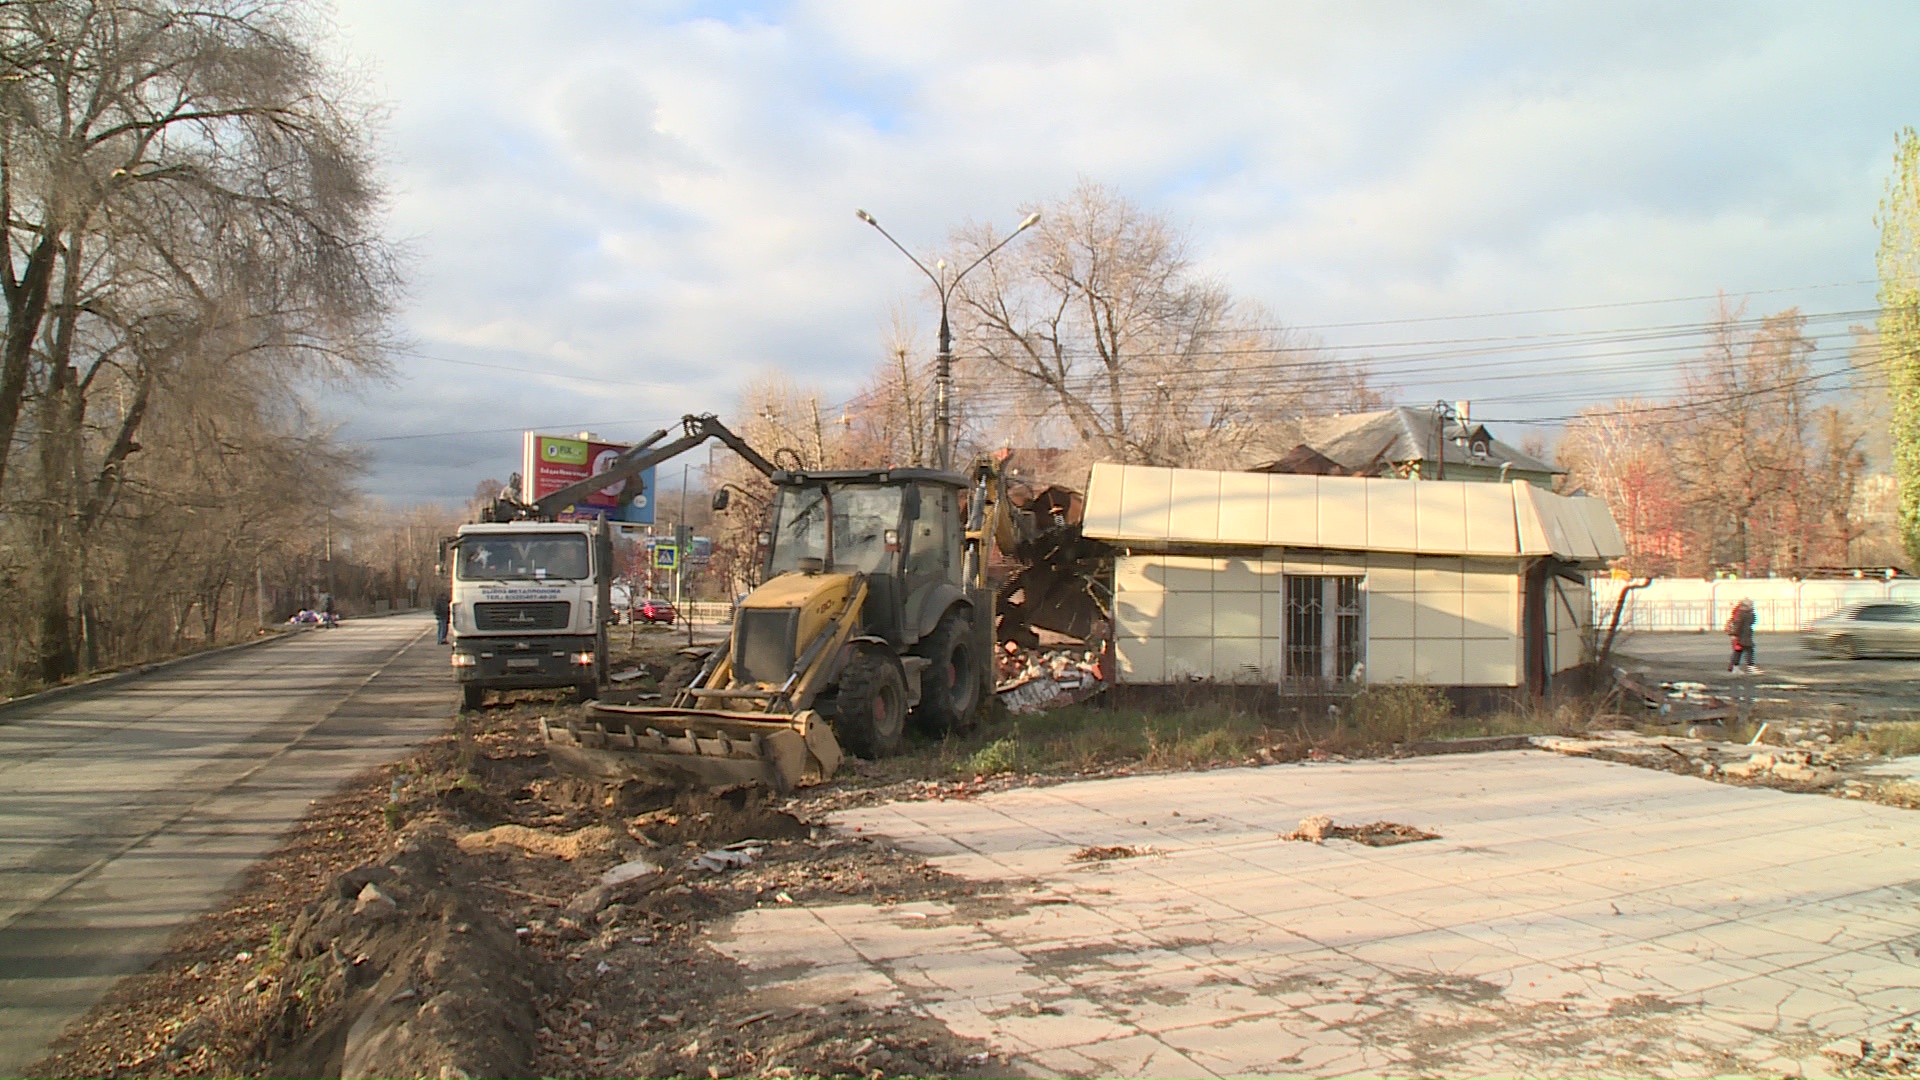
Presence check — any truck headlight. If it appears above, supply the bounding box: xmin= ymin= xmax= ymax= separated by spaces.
xmin=570 ymin=651 xmax=596 ymax=666
xmin=451 ymin=652 xmax=477 ymax=668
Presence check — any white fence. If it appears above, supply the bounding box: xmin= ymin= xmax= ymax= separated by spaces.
xmin=1591 ymin=576 xmax=1920 ymax=633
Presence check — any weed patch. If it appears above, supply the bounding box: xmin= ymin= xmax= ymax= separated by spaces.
xmin=877 ymin=681 xmax=1613 ymax=786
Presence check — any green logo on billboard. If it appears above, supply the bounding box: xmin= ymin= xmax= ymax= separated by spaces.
xmin=540 ymin=437 xmax=588 ymax=465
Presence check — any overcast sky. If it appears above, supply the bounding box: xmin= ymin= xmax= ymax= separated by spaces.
xmin=320 ymin=0 xmax=1920 ymax=505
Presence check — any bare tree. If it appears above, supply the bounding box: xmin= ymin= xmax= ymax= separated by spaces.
xmin=841 ymin=308 xmax=934 ymax=469
xmin=1557 ymin=402 xmax=1687 ymax=575
xmin=0 ymin=0 xmax=397 ymax=681
xmin=1563 ymin=303 xmax=1866 ymax=577
xmin=948 ymin=181 xmax=1369 ymax=468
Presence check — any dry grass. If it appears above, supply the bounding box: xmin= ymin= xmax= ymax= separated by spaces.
xmin=897 ymin=682 xmax=1607 ymax=782
xmin=1852 ymin=721 xmax=1920 ymax=759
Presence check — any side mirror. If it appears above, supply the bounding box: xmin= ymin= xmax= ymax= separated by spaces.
xmin=712 ymin=488 xmax=731 ymax=512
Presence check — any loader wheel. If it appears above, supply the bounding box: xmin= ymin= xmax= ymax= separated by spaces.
xmin=913 ymin=610 xmax=981 ymax=735
xmin=461 ymin=684 xmax=485 ymax=711
xmin=834 ymin=652 xmax=907 ymax=758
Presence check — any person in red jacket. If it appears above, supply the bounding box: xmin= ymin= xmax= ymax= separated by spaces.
xmin=1725 ymin=598 xmax=1758 ymax=674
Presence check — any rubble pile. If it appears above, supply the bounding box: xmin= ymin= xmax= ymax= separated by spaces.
xmin=995 ymin=643 xmax=1107 ymax=714
xmin=988 ymin=472 xmax=1114 ymax=717
xmin=1606 ymin=669 xmax=1734 ymax=724
xmin=1281 ymin=815 xmax=1440 ymax=847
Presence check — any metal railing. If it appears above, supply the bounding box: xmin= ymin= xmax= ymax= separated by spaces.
xmin=1592 ymin=577 xmax=1920 ymax=633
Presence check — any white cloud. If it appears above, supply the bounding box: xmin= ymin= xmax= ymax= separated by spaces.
xmin=321 ymin=0 xmax=1920 ymax=501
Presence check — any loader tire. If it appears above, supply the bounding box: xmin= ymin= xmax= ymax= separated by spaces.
xmin=913 ymin=610 xmax=981 ymax=736
xmin=834 ymin=652 xmax=907 ymax=759
xmin=461 ymin=684 xmax=485 ymax=711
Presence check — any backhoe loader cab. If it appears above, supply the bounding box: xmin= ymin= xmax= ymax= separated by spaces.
xmin=740 ymin=468 xmax=982 ymax=738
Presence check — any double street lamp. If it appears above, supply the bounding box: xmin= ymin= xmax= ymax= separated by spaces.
xmin=856 ymin=207 xmax=1041 ymax=471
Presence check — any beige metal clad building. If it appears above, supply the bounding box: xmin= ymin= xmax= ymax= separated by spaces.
xmin=1082 ymin=464 xmax=1626 ymax=692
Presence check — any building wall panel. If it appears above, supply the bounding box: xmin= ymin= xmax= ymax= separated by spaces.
xmin=1415 ymin=638 xmax=1465 ymax=684
xmin=1116 ymin=466 xmax=1173 ymax=539
xmin=1414 ymin=589 xmax=1465 ymax=639
xmin=1464 ymin=481 xmax=1521 ymax=555
xmin=1318 ymin=478 xmax=1370 ymax=549
xmin=1461 ymin=588 xmax=1518 ymax=639
xmin=1163 ymin=591 xmax=1214 ymax=637
xmin=1115 ymin=635 xmax=1163 ymax=683
xmin=1216 ymin=557 xmax=1268 ymax=592
xmin=1161 ymin=554 xmax=1217 ymax=593
xmin=1213 ymin=637 xmax=1267 ymax=681
xmin=1463 ymin=637 xmax=1520 ymax=686
xmin=1213 ymin=592 xmax=1263 ymax=638
xmin=1366 ymin=478 xmax=1419 ymax=550
xmin=1216 ymin=471 xmax=1269 ymax=544
xmin=1369 ymin=592 xmax=1418 ymax=638
xmin=1165 ymin=637 xmax=1213 ymax=680
xmin=1415 ymin=482 xmax=1469 ymax=553
xmin=1266 ymin=475 xmax=1321 ymax=547
xmin=1368 ymin=639 xmax=1417 ymax=682
xmin=1169 ymin=469 xmax=1222 ymax=543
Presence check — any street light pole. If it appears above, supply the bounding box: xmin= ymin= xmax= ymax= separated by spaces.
xmin=856 ymin=208 xmax=1041 ymax=471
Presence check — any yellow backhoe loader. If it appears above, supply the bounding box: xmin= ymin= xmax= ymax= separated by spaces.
xmin=543 ymin=457 xmax=1007 ymax=791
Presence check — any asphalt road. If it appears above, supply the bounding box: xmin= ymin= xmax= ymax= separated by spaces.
xmin=1610 ymin=631 xmax=1920 ymax=718
xmin=0 ymin=615 xmax=451 ymax=1076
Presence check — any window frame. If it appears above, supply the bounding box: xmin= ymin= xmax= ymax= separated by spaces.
xmin=1282 ymin=572 xmax=1367 ymax=685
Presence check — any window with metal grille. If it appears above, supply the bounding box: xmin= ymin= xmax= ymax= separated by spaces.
xmin=1284 ymin=575 xmax=1365 ymax=683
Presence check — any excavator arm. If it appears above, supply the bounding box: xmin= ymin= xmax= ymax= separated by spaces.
xmin=499 ymin=414 xmax=777 ymax=522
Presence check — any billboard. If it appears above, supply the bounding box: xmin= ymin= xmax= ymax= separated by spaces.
xmin=521 ymin=433 xmax=656 ymax=524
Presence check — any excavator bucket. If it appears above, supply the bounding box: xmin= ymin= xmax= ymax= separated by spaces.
xmin=540 ymin=705 xmax=844 ymax=793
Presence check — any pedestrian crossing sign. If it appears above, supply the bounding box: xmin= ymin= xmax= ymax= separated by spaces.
xmin=653 ymin=544 xmax=677 ymax=570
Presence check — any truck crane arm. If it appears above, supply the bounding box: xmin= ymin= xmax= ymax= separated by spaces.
xmin=495 ymin=414 xmax=777 ymax=522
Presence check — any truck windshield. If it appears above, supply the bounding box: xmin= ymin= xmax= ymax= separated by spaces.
xmin=769 ymin=484 xmax=901 ymax=575
xmin=457 ymin=535 xmax=590 ymax=581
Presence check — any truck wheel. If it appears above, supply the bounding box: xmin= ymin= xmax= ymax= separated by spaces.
xmin=461 ymin=684 xmax=485 ymax=711
xmin=834 ymin=652 xmax=907 ymax=758
xmin=913 ymin=610 xmax=980 ymax=735
xmin=574 ymin=681 xmax=597 ymax=703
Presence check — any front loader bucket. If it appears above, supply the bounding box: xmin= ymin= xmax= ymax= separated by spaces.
xmin=541 ymin=705 xmax=844 ymax=793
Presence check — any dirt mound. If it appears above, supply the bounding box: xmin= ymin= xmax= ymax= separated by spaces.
xmin=627 ymin=786 xmax=814 ymax=850
xmin=27 ymin=696 xmax=1012 ymax=1080
xmin=271 ymin=833 xmax=548 ymax=1078
xmin=456 ymin=823 xmax=617 ymax=860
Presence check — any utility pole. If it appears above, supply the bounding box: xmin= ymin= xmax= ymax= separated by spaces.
xmin=324 ymin=509 xmax=336 ymax=608
xmin=679 ymin=463 xmax=690 ymax=646
xmin=857 ymin=208 xmax=1041 ymax=470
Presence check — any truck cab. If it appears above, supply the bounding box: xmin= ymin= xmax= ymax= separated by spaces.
xmin=449 ymin=520 xmax=613 ymax=709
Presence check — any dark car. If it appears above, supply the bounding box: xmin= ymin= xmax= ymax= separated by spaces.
xmin=636 ymin=597 xmax=677 ymax=625
xmin=1800 ymin=602 xmax=1920 ymax=658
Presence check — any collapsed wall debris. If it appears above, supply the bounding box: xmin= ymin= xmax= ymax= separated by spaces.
xmin=991 ymin=479 xmax=1115 ymax=713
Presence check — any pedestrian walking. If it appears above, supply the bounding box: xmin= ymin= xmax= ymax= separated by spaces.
xmin=1725 ymin=598 xmax=1758 ymax=674
xmin=433 ymin=588 xmax=451 ymax=645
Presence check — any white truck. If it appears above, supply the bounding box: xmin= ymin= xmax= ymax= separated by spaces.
xmin=448 ymin=519 xmax=613 ymax=710
xmin=451 ymin=415 xmax=777 ymax=710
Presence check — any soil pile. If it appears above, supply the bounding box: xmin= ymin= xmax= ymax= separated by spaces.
xmin=26 ymin=689 xmax=1012 ymax=1079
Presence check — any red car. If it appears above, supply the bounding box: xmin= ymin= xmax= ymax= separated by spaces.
xmin=636 ymin=597 xmax=677 ymax=625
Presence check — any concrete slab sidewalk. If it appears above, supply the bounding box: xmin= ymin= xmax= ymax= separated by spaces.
xmin=715 ymin=751 xmax=1920 ymax=1078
